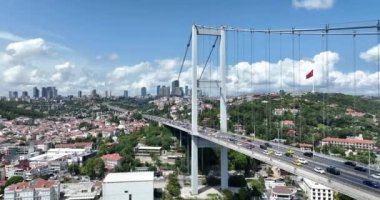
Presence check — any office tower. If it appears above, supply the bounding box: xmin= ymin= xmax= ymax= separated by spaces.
xmin=52 ymin=87 xmax=57 ymax=98
xmin=33 ymin=87 xmax=39 ymax=98
xmin=124 ymin=90 xmax=128 ymax=98
xmin=91 ymin=89 xmax=97 ymax=96
xmin=105 ymin=91 xmax=108 ymax=98
xmin=22 ymin=91 xmax=28 ymax=97
xmin=185 ymin=85 xmax=189 ymax=96
xmin=165 ymin=86 xmax=170 ymax=97
xmin=41 ymin=87 xmax=47 ymax=98
xmin=141 ymin=87 xmax=147 ymax=97
xmin=8 ymin=91 xmax=12 ymax=98
xmin=13 ymin=91 xmax=18 ymax=98
xmin=78 ymin=91 xmax=82 ymax=98
xmin=171 ymin=80 xmax=179 ymax=96
xmin=156 ymin=85 xmax=161 ymax=97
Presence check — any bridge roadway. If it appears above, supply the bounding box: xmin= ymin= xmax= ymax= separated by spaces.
xmin=143 ymin=114 xmax=380 ymax=200
xmin=104 ymin=104 xmax=380 ymax=199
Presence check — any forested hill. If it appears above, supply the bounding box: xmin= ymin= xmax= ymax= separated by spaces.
xmin=0 ymin=101 xmax=44 ymax=120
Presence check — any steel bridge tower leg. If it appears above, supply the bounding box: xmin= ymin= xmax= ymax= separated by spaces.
xmin=219 ymin=27 xmax=229 ymax=190
xmin=191 ymin=25 xmax=199 ymax=195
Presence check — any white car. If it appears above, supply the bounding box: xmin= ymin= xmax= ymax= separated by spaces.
xmin=298 ymin=158 xmax=308 ymax=164
xmin=314 ymin=167 xmax=325 ymax=174
xmin=264 ymin=150 xmax=269 ymax=154
xmin=275 ymin=151 xmax=283 ymax=156
xmin=371 ymin=173 xmax=380 ymax=179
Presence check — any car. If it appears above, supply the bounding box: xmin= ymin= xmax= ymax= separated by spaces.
xmin=314 ymin=167 xmax=325 ymax=174
xmin=371 ymin=173 xmax=380 ymax=179
xmin=268 ymin=150 xmax=274 ymax=155
xmin=247 ymin=144 xmax=255 ymax=149
xmin=285 ymin=152 xmax=293 ymax=157
xmin=287 ymin=149 xmax=295 ymax=155
xmin=294 ymin=160 xmax=302 ymax=166
xmin=363 ymin=180 xmax=380 ymax=189
xmin=354 ymin=166 xmax=367 ymax=172
xmin=326 ymin=166 xmax=340 ymax=175
xmin=344 ymin=161 xmax=357 ymax=167
xmin=260 ymin=144 xmax=268 ymax=150
xmin=275 ymin=151 xmax=283 ymax=156
xmin=298 ymin=158 xmax=308 ymax=164
xmin=263 ymin=150 xmax=269 ymax=154
xmin=303 ymin=152 xmax=313 ymax=157
xmin=264 ymin=143 xmax=272 ymax=148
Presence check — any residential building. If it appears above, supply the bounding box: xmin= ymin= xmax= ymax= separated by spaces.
xmin=135 ymin=146 xmax=162 ymax=156
xmin=269 ymin=186 xmax=296 ymax=200
xmin=4 ymin=178 xmax=60 ymax=200
xmin=101 ymin=153 xmax=122 ymax=170
xmin=61 ymin=181 xmax=102 ymax=200
xmin=302 ymin=178 xmax=333 ymax=200
xmin=298 ymin=143 xmax=313 ymax=151
xmin=102 ymin=172 xmax=154 ymax=200
xmin=321 ymin=137 xmax=375 ymax=150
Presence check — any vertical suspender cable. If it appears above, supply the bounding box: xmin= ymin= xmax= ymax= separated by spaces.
xmin=268 ymin=30 xmax=272 ymax=140
xmin=298 ymin=34 xmax=302 ymax=143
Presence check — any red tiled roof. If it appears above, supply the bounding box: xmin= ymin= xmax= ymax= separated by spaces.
xmin=7 ymin=178 xmax=57 ymax=191
xmin=299 ymin=143 xmax=313 ymax=148
xmin=322 ymin=137 xmax=375 ymax=145
xmin=55 ymin=142 xmax=93 ymax=149
xmin=101 ymin=153 xmax=122 ymax=161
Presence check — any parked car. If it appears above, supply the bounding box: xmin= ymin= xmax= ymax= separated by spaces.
xmin=344 ymin=161 xmax=357 ymax=167
xmin=326 ymin=166 xmax=340 ymax=175
xmin=354 ymin=166 xmax=367 ymax=172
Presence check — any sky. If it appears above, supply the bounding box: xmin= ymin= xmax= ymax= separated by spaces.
xmin=0 ymin=0 xmax=380 ymax=96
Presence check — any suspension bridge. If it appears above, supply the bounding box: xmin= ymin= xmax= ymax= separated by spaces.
xmin=109 ymin=22 xmax=380 ymax=199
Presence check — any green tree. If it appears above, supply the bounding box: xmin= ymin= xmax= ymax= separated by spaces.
xmin=5 ymin=176 xmax=23 ymax=187
xmin=68 ymin=164 xmax=80 ymax=175
xmin=251 ymin=178 xmax=265 ymax=198
xmin=166 ymin=173 xmax=181 ymax=197
xmin=81 ymin=158 xmax=105 ymax=179
xmin=222 ymin=189 xmax=234 ymax=200
xmin=238 ymin=187 xmax=249 ymax=200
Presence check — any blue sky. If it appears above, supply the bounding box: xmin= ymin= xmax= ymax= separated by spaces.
xmin=0 ymin=0 xmax=379 ymax=96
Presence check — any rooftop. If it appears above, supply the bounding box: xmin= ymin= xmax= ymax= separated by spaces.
xmin=272 ymin=186 xmax=294 ymax=195
xmin=322 ymin=137 xmax=375 ymax=145
xmin=101 ymin=153 xmax=121 ymax=161
xmin=103 ymin=171 xmax=154 ymax=183
xmin=304 ymin=178 xmax=332 ymax=190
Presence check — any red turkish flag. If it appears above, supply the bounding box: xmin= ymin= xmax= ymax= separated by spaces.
xmin=306 ymin=69 xmax=313 ymax=79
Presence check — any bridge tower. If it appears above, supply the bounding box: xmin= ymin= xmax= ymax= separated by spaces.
xmin=191 ymin=25 xmax=228 ymax=195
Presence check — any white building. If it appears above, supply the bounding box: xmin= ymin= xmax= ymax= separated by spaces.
xmin=302 ymin=178 xmax=333 ymax=200
xmin=61 ymin=181 xmax=102 ymax=200
xmin=102 ymin=172 xmax=154 ymax=200
xmin=321 ymin=137 xmax=375 ymax=150
xmin=270 ymin=186 xmax=296 ymax=200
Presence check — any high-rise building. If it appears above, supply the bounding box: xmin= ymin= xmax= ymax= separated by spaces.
xmin=171 ymin=80 xmax=179 ymax=96
xmin=33 ymin=87 xmax=39 ymax=98
xmin=41 ymin=87 xmax=47 ymax=98
xmin=52 ymin=87 xmax=57 ymax=98
xmin=8 ymin=91 xmax=12 ymax=99
xmin=124 ymin=90 xmax=128 ymax=98
xmin=185 ymin=85 xmax=189 ymax=96
xmin=141 ymin=87 xmax=147 ymax=97
xmin=91 ymin=89 xmax=97 ymax=96
xmin=12 ymin=91 xmax=18 ymax=98
xmin=156 ymin=85 xmax=161 ymax=97
xmin=78 ymin=90 xmax=82 ymax=98
xmin=21 ymin=91 xmax=28 ymax=97
xmin=105 ymin=91 xmax=108 ymax=98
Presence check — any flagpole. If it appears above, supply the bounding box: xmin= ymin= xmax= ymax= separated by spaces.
xmin=312 ymin=72 xmax=315 ymax=93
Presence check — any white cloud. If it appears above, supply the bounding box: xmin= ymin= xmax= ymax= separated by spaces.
xmin=0 ymin=31 xmax=24 ymax=42
xmin=51 ymin=62 xmax=76 ymax=82
xmin=6 ymin=38 xmax=47 ymax=58
xmin=292 ymin=0 xmax=335 ymax=10
xmin=360 ymin=44 xmax=380 ymax=62
xmin=108 ymin=53 xmax=119 ymax=61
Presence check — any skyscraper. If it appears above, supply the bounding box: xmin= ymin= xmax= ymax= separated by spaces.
xmin=33 ymin=87 xmax=39 ymax=98
xmin=12 ymin=91 xmax=18 ymax=98
xmin=156 ymin=85 xmax=161 ymax=97
xmin=22 ymin=91 xmax=28 ymax=97
xmin=78 ymin=90 xmax=82 ymax=98
xmin=141 ymin=87 xmax=147 ymax=97
xmin=41 ymin=87 xmax=47 ymax=98
xmin=105 ymin=91 xmax=108 ymax=98
xmin=91 ymin=89 xmax=97 ymax=96
xmin=171 ymin=80 xmax=179 ymax=96
xmin=8 ymin=91 xmax=12 ymax=99
xmin=124 ymin=90 xmax=128 ymax=98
